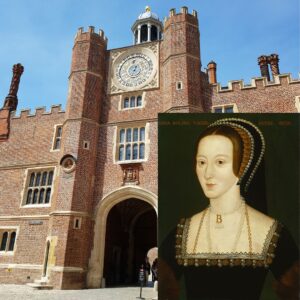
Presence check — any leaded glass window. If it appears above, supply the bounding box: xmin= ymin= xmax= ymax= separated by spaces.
xmin=225 ymin=106 xmax=234 ymax=113
xmin=124 ymin=98 xmax=129 ymax=108
xmin=8 ymin=232 xmax=16 ymax=251
xmin=24 ymin=169 xmax=54 ymax=205
xmin=130 ymin=96 xmax=135 ymax=107
xmin=0 ymin=230 xmax=17 ymax=253
xmin=137 ymin=96 xmax=142 ymax=107
xmin=118 ymin=126 xmax=146 ymax=161
xmin=122 ymin=95 xmax=143 ymax=109
xmin=212 ymin=105 xmax=235 ymax=113
xmin=0 ymin=232 xmax=8 ymax=251
xmin=140 ymin=143 xmax=145 ymax=159
xmin=53 ymin=125 xmax=63 ymax=150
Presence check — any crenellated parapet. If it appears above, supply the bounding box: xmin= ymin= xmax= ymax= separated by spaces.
xmin=164 ymin=7 xmax=198 ymax=29
xmin=161 ymin=6 xmax=202 ymax=111
xmin=11 ymin=104 xmax=65 ymax=119
xmin=162 ymin=6 xmax=200 ymax=59
xmin=74 ymin=26 xmax=108 ymax=45
xmin=211 ymin=73 xmax=300 ymax=93
xmin=67 ymin=25 xmax=107 ymax=121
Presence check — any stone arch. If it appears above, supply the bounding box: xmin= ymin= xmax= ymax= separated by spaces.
xmin=87 ymin=186 xmax=157 ymax=288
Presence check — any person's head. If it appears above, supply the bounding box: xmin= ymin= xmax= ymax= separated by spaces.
xmin=194 ymin=118 xmax=266 ymax=206
xmin=195 ymin=124 xmax=255 ymax=199
xmin=196 ymin=119 xmax=264 ymax=196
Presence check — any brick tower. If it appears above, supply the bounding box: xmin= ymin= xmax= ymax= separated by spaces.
xmin=161 ymin=7 xmax=204 ymax=112
xmin=46 ymin=26 xmax=107 ymax=288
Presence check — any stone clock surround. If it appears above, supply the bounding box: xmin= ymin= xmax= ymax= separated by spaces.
xmin=108 ymin=42 xmax=159 ymax=94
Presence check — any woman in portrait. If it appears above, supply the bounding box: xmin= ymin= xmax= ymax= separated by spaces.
xmin=159 ymin=117 xmax=299 ymax=300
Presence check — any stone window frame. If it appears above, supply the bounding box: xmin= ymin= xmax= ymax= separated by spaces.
xmin=20 ymin=166 xmax=56 ymax=208
xmin=176 ymin=81 xmax=183 ymax=90
xmin=295 ymin=96 xmax=300 ymax=112
xmin=211 ymin=103 xmax=238 ymax=113
xmin=114 ymin=123 xmax=150 ymax=164
xmin=51 ymin=124 xmax=63 ymax=151
xmin=83 ymin=140 xmax=90 ymax=150
xmin=0 ymin=226 xmax=19 ymax=256
xmin=119 ymin=92 xmax=146 ymax=110
xmin=73 ymin=217 xmax=82 ymax=229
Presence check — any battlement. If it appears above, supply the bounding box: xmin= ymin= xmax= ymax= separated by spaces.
xmin=75 ymin=26 xmax=108 ymax=44
xmin=11 ymin=104 xmax=65 ymax=119
xmin=164 ymin=7 xmax=198 ymax=27
xmin=212 ymin=73 xmax=300 ymax=93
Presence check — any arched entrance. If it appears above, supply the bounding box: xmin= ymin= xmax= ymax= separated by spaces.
xmin=87 ymin=186 xmax=157 ymax=288
xmin=103 ymin=199 xmax=156 ymax=286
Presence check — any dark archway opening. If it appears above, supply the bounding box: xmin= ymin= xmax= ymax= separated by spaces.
xmin=151 ymin=25 xmax=158 ymax=41
xmin=141 ymin=24 xmax=148 ymax=42
xmin=103 ymin=198 xmax=157 ymax=286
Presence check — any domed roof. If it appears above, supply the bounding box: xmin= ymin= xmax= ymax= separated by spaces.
xmin=138 ymin=6 xmax=159 ymax=20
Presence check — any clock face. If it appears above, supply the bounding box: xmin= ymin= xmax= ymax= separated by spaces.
xmin=116 ymin=53 xmax=154 ymax=88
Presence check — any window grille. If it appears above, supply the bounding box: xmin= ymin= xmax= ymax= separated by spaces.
xmin=118 ymin=127 xmax=146 ymax=161
xmin=25 ymin=169 xmax=54 ymax=205
xmin=123 ymin=95 xmax=143 ymax=109
xmin=212 ymin=105 xmax=236 ymax=113
xmin=53 ymin=125 xmax=63 ymax=150
xmin=0 ymin=230 xmax=17 ymax=253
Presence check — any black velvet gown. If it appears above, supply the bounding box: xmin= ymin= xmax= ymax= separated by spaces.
xmin=159 ymin=219 xmax=299 ymax=300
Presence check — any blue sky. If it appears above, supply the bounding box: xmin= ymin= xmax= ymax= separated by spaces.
xmin=0 ymin=0 xmax=298 ymax=113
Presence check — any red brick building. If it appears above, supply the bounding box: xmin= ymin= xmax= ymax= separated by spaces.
xmin=0 ymin=6 xmax=299 ymax=289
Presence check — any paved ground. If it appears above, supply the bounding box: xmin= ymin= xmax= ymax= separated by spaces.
xmin=0 ymin=284 xmax=158 ymax=300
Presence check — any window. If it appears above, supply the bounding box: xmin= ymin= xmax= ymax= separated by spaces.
xmin=151 ymin=25 xmax=158 ymax=41
xmin=224 ymin=106 xmax=234 ymax=113
xmin=122 ymin=95 xmax=143 ymax=109
xmin=176 ymin=81 xmax=183 ymax=90
xmin=0 ymin=229 xmax=17 ymax=253
xmin=141 ymin=24 xmax=148 ymax=42
xmin=212 ymin=104 xmax=237 ymax=113
xmin=52 ymin=125 xmax=63 ymax=150
xmin=83 ymin=141 xmax=90 ymax=150
xmin=23 ymin=168 xmax=54 ymax=206
xmin=73 ymin=217 xmax=82 ymax=229
xmin=213 ymin=107 xmax=223 ymax=113
xmin=117 ymin=126 xmax=146 ymax=162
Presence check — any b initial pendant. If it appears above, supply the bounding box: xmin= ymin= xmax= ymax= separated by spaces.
xmin=215 ymin=214 xmax=224 ymax=229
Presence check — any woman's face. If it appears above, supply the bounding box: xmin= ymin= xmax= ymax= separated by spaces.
xmin=196 ymin=135 xmax=239 ymax=199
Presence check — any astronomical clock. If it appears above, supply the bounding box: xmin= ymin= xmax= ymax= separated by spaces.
xmin=108 ymin=43 xmax=159 ymax=94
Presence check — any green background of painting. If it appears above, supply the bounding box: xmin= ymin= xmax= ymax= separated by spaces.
xmin=158 ymin=113 xmax=299 ymax=300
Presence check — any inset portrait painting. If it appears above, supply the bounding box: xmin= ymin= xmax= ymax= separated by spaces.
xmin=158 ymin=113 xmax=299 ymax=300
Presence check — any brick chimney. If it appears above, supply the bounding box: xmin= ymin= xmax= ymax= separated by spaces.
xmin=0 ymin=63 xmax=24 ymax=141
xmin=268 ymin=53 xmax=280 ymax=79
xmin=3 ymin=63 xmax=24 ymax=112
xmin=207 ymin=61 xmax=217 ymax=84
xmin=258 ymin=55 xmax=270 ymax=81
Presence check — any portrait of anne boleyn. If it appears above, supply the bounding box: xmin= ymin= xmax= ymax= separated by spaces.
xmin=158 ymin=115 xmax=299 ymax=300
